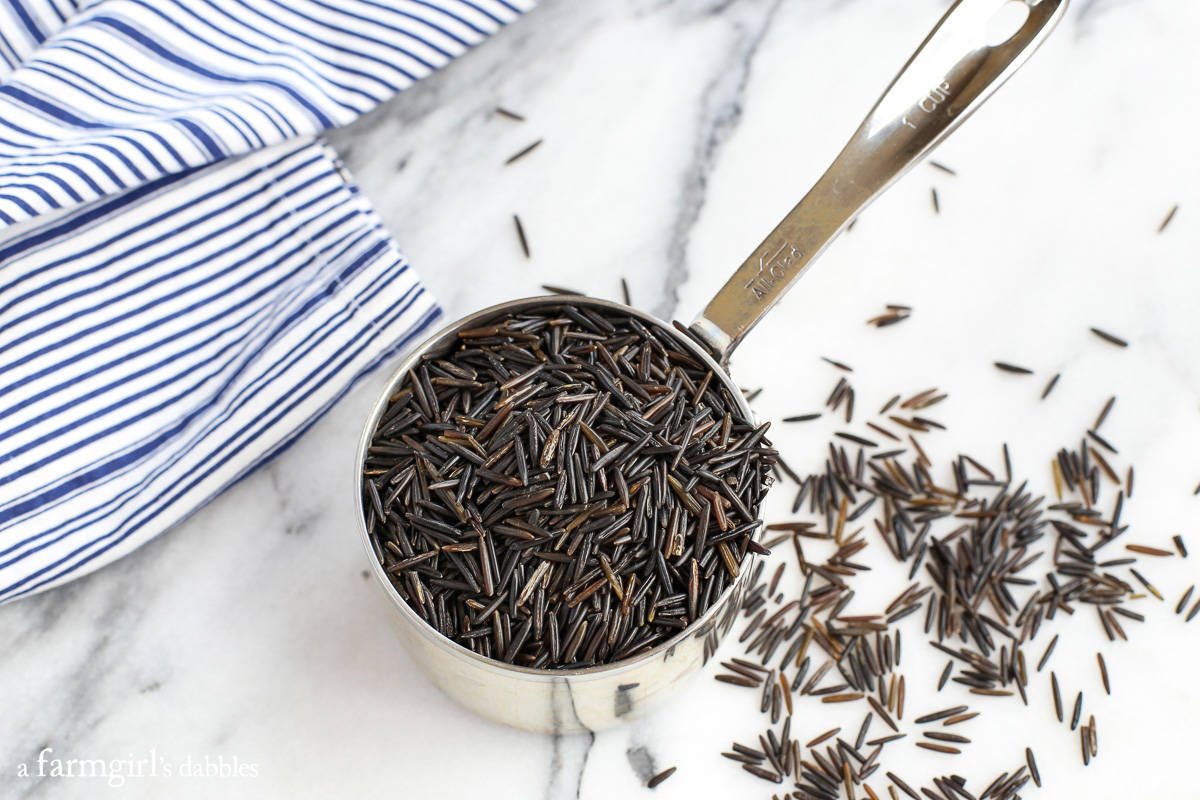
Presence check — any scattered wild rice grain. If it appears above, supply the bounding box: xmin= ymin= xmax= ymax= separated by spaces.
xmin=994 ymin=362 xmax=1034 ymax=375
xmin=495 ymin=107 xmax=525 ymax=122
xmin=647 ymin=767 xmax=676 ymax=789
xmin=504 ymin=139 xmax=543 ymax=164
xmin=1158 ymin=203 xmax=1179 ymax=233
xmin=1041 ymin=373 xmax=1061 ymax=399
xmin=1089 ymin=327 xmax=1128 ymax=348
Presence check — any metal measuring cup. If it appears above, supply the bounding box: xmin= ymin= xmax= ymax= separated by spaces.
xmin=355 ymin=0 xmax=1068 ymax=734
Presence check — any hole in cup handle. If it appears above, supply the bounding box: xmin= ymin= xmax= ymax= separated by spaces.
xmin=985 ymin=0 xmax=1033 ymax=47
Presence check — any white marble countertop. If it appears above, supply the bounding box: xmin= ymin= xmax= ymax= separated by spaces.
xmin=4 ymin=1 xmax=1199 ymax=797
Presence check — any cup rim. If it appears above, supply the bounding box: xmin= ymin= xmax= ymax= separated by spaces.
xmin=355 ymin=295 xmax=762 ymax=681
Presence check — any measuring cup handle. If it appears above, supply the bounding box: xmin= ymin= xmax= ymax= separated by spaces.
xmin=689 ymin=0 xmax=1068 ymax=360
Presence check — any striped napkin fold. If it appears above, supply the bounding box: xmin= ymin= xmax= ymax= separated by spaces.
xmin=0 ymin=0 xmax=532 ymax=602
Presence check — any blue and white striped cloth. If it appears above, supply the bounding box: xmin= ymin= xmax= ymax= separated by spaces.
xmin=0 ymin=0 xmax=530 ymax=602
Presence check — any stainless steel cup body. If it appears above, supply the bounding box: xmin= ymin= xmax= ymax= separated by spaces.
xmin=356 ymin=297 xmax=759 ymax=733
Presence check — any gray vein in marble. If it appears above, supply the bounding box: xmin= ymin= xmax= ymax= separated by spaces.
xmin=545 ymin=680 xmax=595 ymax=800
xmin=6 ymin=580 xmax=70 ymax=653
xmin=1071 ymin=0 xmax=1138 ymax=37
xmin=653 ymin=0 xmax=784 ymax=321
xmin=263 ymin=462 xmax=315 ymax=537
xmin=544 ymin=730 xmax=595 ymax=800
xmin=5 ymin=578 xmax=134 ymax=799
